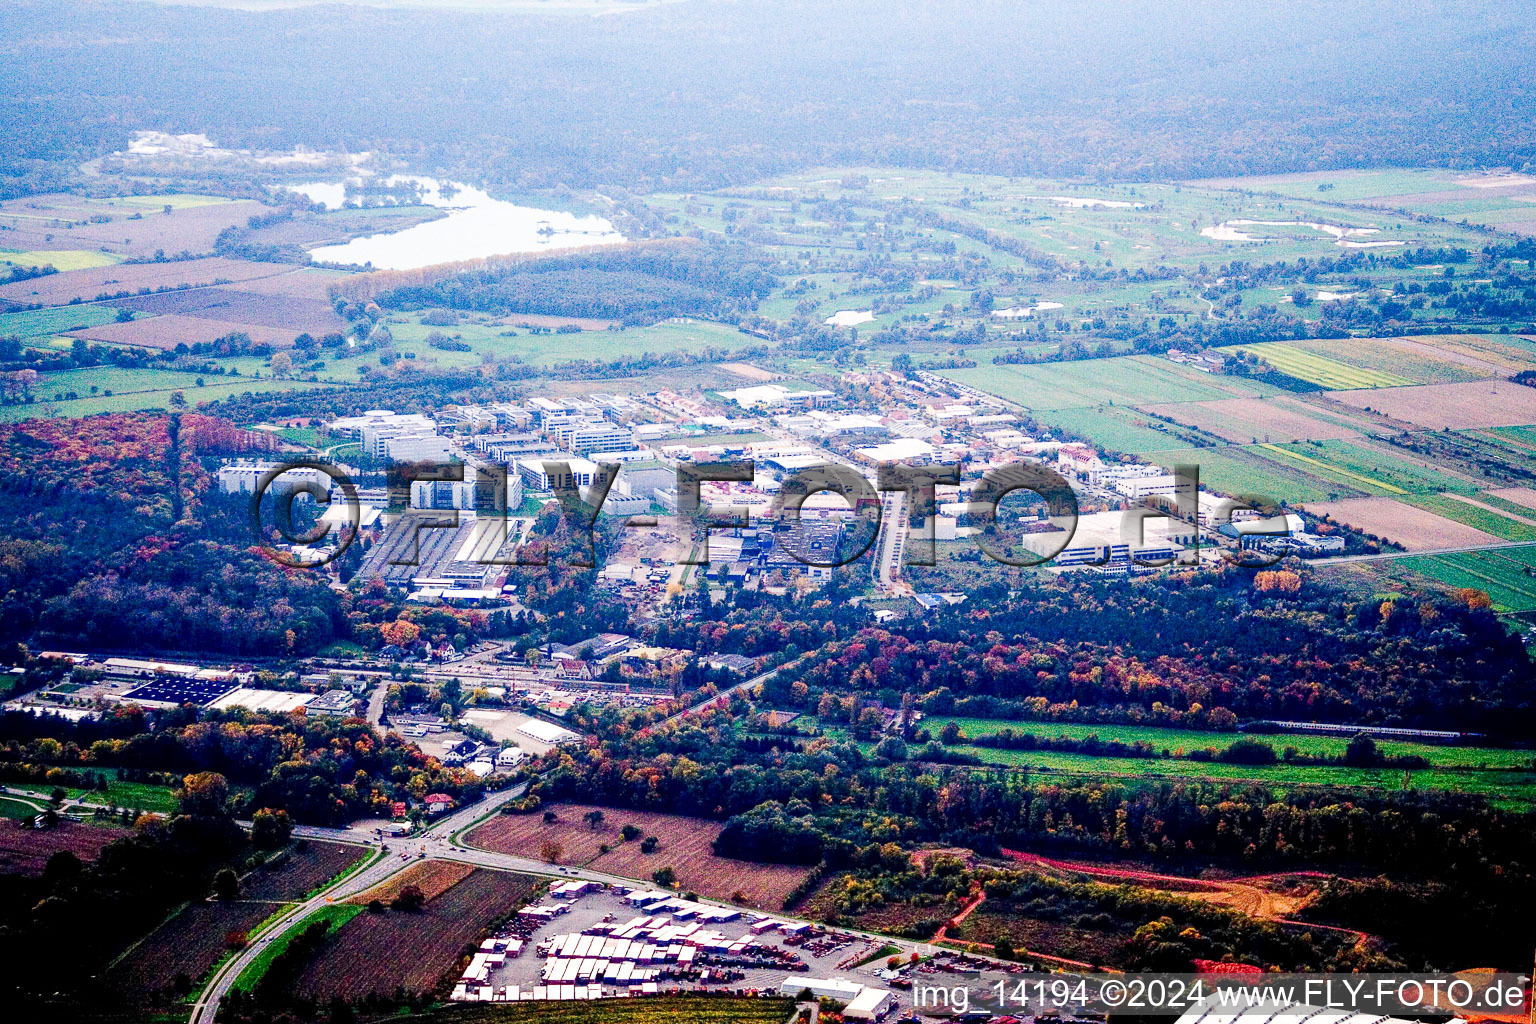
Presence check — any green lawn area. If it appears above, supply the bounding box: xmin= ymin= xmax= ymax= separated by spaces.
xmin=387 ymin=316 xmax=759 ymax=371
xmin=1394 ymin=546 xmax=1536 ymax=612
xmin=922 ymin=715 xmax=1534 ymax=769
xmin=1405 ymin=493 xmax=1536 ymax=542
xmin=0 ymin=796 xmax=39 ymax=819
xmin=230 ymin=903 xmax=364 ymax=993
xmin=1265 ymin=440 xmax=1471 ymax=497
xmin=100 ymin=193 xmax=237 ymax=211
xmin=1143 ymin=445 xmax=1341 ymax=502
xmin=0 ymin=377 xmax=335 ymax=422
xmin=1 ymin=249 xmax=122 ymax=271
xmin=943 ymin=355 xmax=1253 ymax=411
xmin=0 ymin=304 xmax=120 ymax=338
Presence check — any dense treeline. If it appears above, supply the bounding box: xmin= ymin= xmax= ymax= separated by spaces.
xmin=0 ymin=773 xmax=250 ymax=1015
xmin=378 ymin=241 xmax=779 ymax=324
xmin=0 ymin=709 xmax=496 ymax=824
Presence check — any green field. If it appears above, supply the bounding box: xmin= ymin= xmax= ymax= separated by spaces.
xmin=944 ymin=355 xmax=1253 ymax=411
xmin=810 ymin=713 xmax=1536 ymax=807
xmin=1264 ymin=439 xmax=1469 ymax=496
xmin=388 ymin=316 xmax=758 ymax=372
xmin=1393 ymin=546 xmax=1536 ymax=612
xmin=1219 ymin=342 xmax=1414 ymax=389
xmin=922 ymin=716 xmax=1533 ymax=768
xmin=0 ymin=796 xmax=39 ymax=819
xmin=1287 ymin=336 xmax=1489 ymax=384
xmin=0 ymin=377 xmax=335 ymax=422
xmin=98 ymin=193 xmax=237 ymax=211
xmin=1143 ymin=445 xmax=1342 ymax=502
xmin=1 ymin=249 xmax=122 ymax=271
xmin=1405 ymin=493 xmax=1536 ymax=542
xmin=230 ymin=902 xmax=364 ymax=993
xmin=1037 ymin=405 xmax=1187 ymax=454
xmin=0 ymin=304 xmax=120 ymax=339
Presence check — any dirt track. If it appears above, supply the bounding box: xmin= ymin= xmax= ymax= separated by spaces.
xmin=999 ymin=849 xmax=1369 ymax=945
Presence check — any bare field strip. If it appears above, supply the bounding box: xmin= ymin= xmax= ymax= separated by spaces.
xmin=1141 ymin=396 xmax=1365 ymax=444
xmin=104 ymin=286 xmax=346 ymax=333
xmin=467 ymin=803 xmax=813 ymax=910
xmin=1303 ymin=496 xmax=1500 ymax=550
xmin=1441 ymin=493 xmax=1536 ymax=528
xmin=1487 ymin=487 xmax=1536 ymax=512
xmin=350 ymin=858 xmax=475 ymax=906
xmin=68 ymin=313 xmax=301 ymax=350
xmin=111 ymin=899 xmax=280 ymax=997
xmin=0 ymin=819 xmax=128 ymax=874
xmin=1330 ymin=380 xmax=1536 ymax=429
xmin=0 ymin=257 xmax=287 ymax=308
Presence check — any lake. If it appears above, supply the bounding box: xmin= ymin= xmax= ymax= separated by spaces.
xmin=292 ymin=176 xmax=625 ymax=270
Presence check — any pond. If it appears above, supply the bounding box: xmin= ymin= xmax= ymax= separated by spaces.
xmin=291 ymin=175 xmax=625 ymax=270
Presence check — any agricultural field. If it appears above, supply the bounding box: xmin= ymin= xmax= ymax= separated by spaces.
xmin=396 ymin=996 xmax=795 ymax=1024
xmin=0 ymin=193 xmax=262 ymax=262
xmin=240 ymin=840 xmax=368 ymax=901
xmin=0 ymin=303 xmax=120 ymax=338
xmin=1140 ymin=395 xmax=1368 ymax=445
xmin=110 ymin=898 xmax=281 ymax=998
xmin=1303 ymin=496 xmax=1499 ymax=550
xmin=0 ymin=819 xmax=129 ymax=873
xmin=466 ymin=803 xmax=814 ymax=909
xmin=67 ymin=313 xmax=303 ymax=351
xmin=350 ymin=858 xmax=475 ymax=906
xmin=0 ymin=256 xmax=286 ymax=308
xmin=1218 ymin=342 xmax=1413 ymax=390
xmin=921 ymin=716 xmax=1535 ymax=769
xmin=0 ymin=377 xmax=335 ymax=422
xmin=1034 ymin=405 xmax=1190 ymax=454
xmin=1384 ymin=546 xmax=1536 ymax=614
xmin=0 ymin=248 xmax=121 ymax=271
xmin=1329 ymin=379 xmax=1536 ymax=430
xmin=918 ymin=737 xmax=1536 ymax=809
xmin=1288 ymin=335 xmax=1506 ymax=383
xmin=944 ymin=355 xmax=1253 ymax=411
xmin=1402 ymin=493 xmax=1536 ymax=542
xmin=294 ymin=868 xmax=540 ymax=1000
xmin=1142 ymin=445 xmax=1342 ymax=503
xmin=1262 ymin=439 xmax=1474 ymax=496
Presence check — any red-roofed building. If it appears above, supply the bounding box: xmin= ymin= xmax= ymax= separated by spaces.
xmin=424 ymin=793 xmax=453 ymax=815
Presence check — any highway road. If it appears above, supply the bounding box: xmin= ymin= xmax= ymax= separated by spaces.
xmin=189 ymin=783 xmax=532 ymax=1024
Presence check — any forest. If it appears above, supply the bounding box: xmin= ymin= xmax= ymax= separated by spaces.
xmin=377 ymin=241 xmax=779 ymax=324
xmin=3 ymin=2 xmax=1536 ymax=198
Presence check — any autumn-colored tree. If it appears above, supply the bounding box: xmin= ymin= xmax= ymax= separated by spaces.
xmin=1455 ymin=587 xmax=1493 ymax=609
xmin=539 ymin=840 xmax=564 ymax=863
xmin=380 ymin=618 xmax=421 ymax=647
xmin=1253 ymin=570 xmax=1301 ymax=593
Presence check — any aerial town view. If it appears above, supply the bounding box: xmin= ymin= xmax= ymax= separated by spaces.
xmin=1 ymin=2 xmax=1535 ymax=1024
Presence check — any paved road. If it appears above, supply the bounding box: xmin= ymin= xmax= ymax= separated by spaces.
xmin=190 ymin=783 xmax=531 ymax=1024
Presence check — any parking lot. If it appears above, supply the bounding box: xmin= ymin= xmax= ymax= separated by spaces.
xmin=459 ymin=883 xmax=939 ymax=1014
